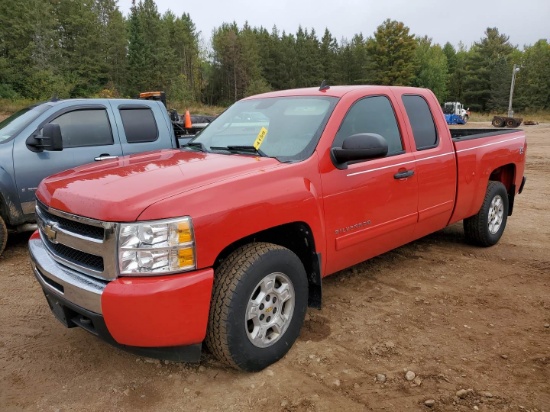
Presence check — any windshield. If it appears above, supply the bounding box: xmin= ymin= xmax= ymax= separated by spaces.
xmin=190 ymin=96 xmax=338 ymax=161
xmin=0 ymin=104 xmax=49 ymax=143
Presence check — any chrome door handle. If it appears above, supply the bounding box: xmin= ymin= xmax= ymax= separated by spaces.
xmin=94 ymin=155 xmax=118 ymax=161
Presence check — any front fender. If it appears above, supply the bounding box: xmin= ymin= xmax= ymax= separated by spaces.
xmin=0 ymin=163 xmax=24 ymax=226
xmin=138 ymin=159 xmax=326 ymax=270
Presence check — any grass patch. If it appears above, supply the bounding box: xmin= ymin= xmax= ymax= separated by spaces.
xmin=0 ymin=98 xmax=37 ymax=115
xmin=170 ymin=102 xmax=225 ymax=116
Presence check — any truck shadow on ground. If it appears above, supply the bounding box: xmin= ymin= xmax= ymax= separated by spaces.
xmin=1 ymin=231 xmax=32 ymax=261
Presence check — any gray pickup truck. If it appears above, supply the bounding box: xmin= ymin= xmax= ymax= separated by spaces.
xmin=0 ymin=98 xmax=194 ymax=254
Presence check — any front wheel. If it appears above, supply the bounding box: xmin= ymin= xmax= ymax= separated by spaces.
xmin=463 ymin=115 xmax=469 ymax=123
xmin=0 ymin=215 xmax=7 ymax=255
xmin=463 ymin=181 xmax=509 ymax=246
xmin=206 ymin=242 xmax=308 ymax=371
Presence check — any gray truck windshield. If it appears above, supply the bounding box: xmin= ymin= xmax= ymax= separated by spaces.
xmin=190 ymin=96 xmax=338 ymax=161
xmin=0 ymin=104 xmax=49 ymax=143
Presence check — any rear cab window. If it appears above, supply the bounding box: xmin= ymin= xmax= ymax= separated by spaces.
xmin=401 ymin=95 xmax=438 ymax=150
xmin=119 ymin=107 xmax=159 ymax=143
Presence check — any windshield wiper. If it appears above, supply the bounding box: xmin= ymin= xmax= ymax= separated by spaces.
xmin=210 ymin=145 xmax=266 ymax=157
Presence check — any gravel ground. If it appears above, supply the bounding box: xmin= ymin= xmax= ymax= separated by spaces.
xmin=0 ymin=122 xmax=548 ymax=411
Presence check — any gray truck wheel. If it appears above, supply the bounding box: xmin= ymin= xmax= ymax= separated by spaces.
xmin=464 ymin=181 xmax=508 ymax=247
xmin=0 ymin=215 xmax=7 ymax=255
xmin=206 ymin=242 xmax=308 ymax=371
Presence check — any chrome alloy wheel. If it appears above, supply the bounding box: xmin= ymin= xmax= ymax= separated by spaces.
xmin=245 ymin=272 xmax=295 ymax=348
xmin=488 ymin=194 xmax=504 ymax=234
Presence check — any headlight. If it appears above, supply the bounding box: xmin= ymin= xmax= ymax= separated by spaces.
xmin=118 ymin=217 xmax=195 ymax=275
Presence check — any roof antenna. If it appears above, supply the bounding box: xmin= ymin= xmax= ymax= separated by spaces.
xmin=319 ymin=80 xmax=330 ymax=92
xmin=50 ymin=94 xmax=59 ymax=102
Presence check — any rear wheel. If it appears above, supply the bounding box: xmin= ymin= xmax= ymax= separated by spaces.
xmin=492 ymin=117 xmax=505 ymax=127
xmin=464 ymin=181 xmax=509 ymax=246
xmin=0 ymin=216 xmax=7 ymax=255
xmin=506 ymin=118 xmax=516 ymax=127
xmin=206 ymin=242 xmax=308 ymax=371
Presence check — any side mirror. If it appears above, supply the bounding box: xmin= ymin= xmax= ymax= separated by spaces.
xmin=26 ymin=123 xmax=63 ymax=152
xmin=332 ymin=133 xmax=388 ymax=165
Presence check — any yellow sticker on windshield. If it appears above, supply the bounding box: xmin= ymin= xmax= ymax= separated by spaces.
xmin=253 ymin=127 xmax=268 ymax=150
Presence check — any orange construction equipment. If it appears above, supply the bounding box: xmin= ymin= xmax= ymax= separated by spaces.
xmin=184 ymin=110 xmax=192 ymax=129
xmin=139 ymin=91 xmax=166 ymax=107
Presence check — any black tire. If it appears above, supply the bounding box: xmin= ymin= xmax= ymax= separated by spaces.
xmin=464 ymin=181 xmax=509 ymax=247
xmin=206 ymin=242 xmax=308 ymax=371
xmin=506 ymin=118 xmax=516 ymax=128
xmin=463 ymin=115 xmax=469 ymax=123
xmin=0 ymin=215 xmax=7 ymax=256
xmin=492 ymin=117 xmax=505 ymax=127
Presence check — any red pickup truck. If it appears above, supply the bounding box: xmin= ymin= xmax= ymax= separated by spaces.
xmin=29 ymin=85 xmax=526 ymax=371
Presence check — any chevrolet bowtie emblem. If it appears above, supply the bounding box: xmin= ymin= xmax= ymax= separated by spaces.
xmin=43 ymin=224 xmax=58 ymax=243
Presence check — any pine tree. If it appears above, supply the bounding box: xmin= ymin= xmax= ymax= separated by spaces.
xmin=413 ymin=37 xmax=448 ymax=102
xmin=0 ymin=0 xmax=61 ymax=98
xmin=53 ymin=0 xmax=109 ymax=96
xmin=320 ymin=28 xmax=340 ymax=85
xmin=463 ymin=28 xmax=516 ymax=111
xmin=365 ymin=19 xmax=417 ymax=86
xmin=340 ymin=34 xmax=368 ymax=84
xmin=95 ymin=0 xmax=128 ymax=95
xmin=515 ymin=40 xmax=550 ymax=110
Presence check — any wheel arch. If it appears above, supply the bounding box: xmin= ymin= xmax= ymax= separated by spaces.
xmin=0 ymin=191 xmax=7 ymax=223
xmin=213 ymin=222 xmax=322 ymax=309
xmin=489 ymin=163 xmax=517 ymax=216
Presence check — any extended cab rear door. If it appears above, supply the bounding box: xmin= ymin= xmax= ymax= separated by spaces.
xmin=321 ymin=93 xmax=419 ymax=275
xmin=13 ymin=104 xmax=124 ymax=216
xmin=393 ymin=90 xmax=457 ymax=239
xmin=109 ymin=101 xmax=177 ymax=155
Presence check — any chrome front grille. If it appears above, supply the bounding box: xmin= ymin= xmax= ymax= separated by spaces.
xmin=46 ymin=242 xmax=105 ymax=272
xmin=43 ymin=211 xmax=105 ymax=240
xmin=36 ymin=201 xmax=118 ymax=281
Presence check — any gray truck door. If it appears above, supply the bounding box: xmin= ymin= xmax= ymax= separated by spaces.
xmin=110 ymin=102 xmax=176 ymax=155
xmin=13 ymin=105 xmax=123 ymax=217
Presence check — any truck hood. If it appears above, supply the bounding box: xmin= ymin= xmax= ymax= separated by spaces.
xmin=36 ymin=149 xmax=282 ymax=221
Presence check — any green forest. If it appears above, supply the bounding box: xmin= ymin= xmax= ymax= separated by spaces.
xmin=1 ymin=0 xmax=549 ymax=112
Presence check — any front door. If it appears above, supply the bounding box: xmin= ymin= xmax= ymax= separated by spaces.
xmin=13 ymin=106 xmax=122 ymax=217
xmin=321 ymin=95 xmax=419 ymax=275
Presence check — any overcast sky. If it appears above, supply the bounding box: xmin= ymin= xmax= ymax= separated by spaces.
xmin=117 ymin=0 xmax=549 ymax=49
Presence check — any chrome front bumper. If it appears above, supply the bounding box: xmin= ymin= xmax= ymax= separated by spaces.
xmin=29 ymin=237 xmax=106 ymax=314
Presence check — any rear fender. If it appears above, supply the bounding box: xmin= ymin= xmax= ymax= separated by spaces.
xmin=489 ymin=164 xmax=516 ymax=216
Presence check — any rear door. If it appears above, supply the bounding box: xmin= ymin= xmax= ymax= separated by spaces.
xmin=13 ymin=105 xmax=123 ymax=216
xmin=321 ymin=94 xmax=419 ymax=275
xmin=397 ymin=92 xmax=457 ymax=238
xmin=109 ymin=102 xmax=176 ymax=155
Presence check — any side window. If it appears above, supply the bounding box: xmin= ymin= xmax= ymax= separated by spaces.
xmin=402 ymin=95 xmax=438 ymax=150
xmin=51 ymin=109 xmax=113 ymax=148
xmin=119 ymin=108 xmax=159 ymax=143
xmin=334 ymin=96 xmax=403 ymax=156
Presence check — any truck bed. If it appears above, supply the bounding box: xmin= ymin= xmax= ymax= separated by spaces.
xmin=450 ymin=128 xmax=520 ymax=141
xmin=449 ymin=127 xmax=526 ymax=226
